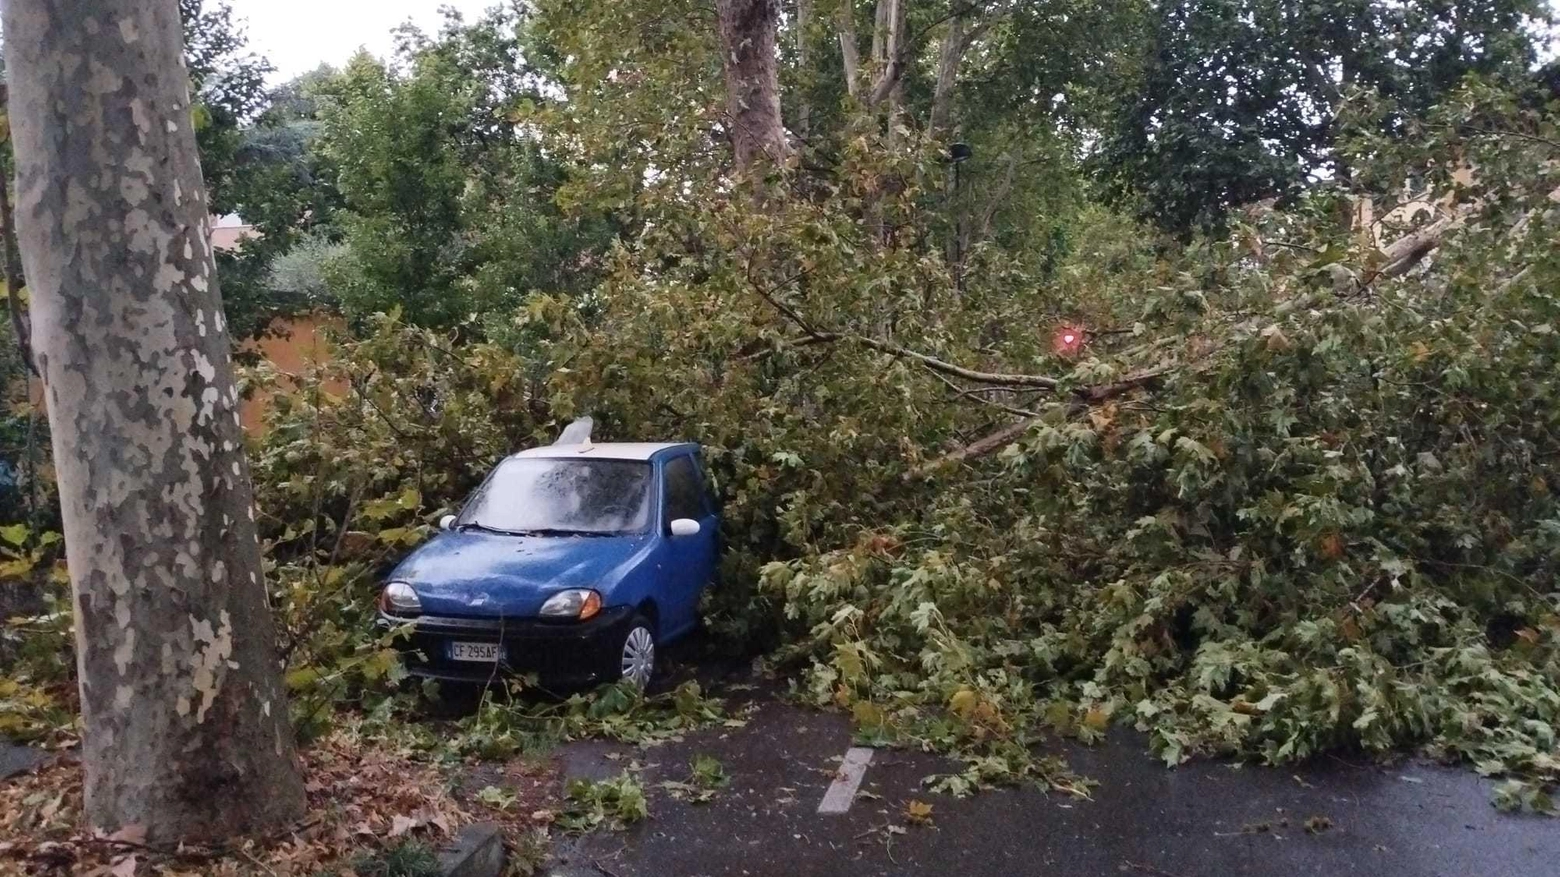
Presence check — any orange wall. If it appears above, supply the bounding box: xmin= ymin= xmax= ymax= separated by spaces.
xmin=24 ymin=313 xmax=343 ymax=435
xmin=240 ymin=312 xmax=346 ymax=434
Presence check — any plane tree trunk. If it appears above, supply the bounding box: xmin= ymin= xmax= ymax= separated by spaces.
xmin=716 ymin=0 xmax=792 ymax=171
xmin=1 ymin=0 xmax=305 ymax=842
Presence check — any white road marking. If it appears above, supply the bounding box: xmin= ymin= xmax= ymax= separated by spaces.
xmin=817 ymin=746 xmax=874 ymax=814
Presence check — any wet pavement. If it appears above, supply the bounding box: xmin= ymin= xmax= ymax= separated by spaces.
xmin=0 ymin=740 xmax=45 ymax=781
xmin=546 ymin=699 xmax=1560 ymax=877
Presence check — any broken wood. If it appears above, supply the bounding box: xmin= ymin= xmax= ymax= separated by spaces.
xmin=852 ymin=335 xmax=1060 ymax=389
xmin=749 ymin=186 xmax=1532 ymax=482
xmin=907 ymin=414 xmax=1041 ymax=480
xmin=905 ymin=365 xmax=1171 ymax=480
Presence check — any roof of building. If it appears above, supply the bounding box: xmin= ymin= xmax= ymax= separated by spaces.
xmin=209 ymin=223 xmax=259 ymax=253
xmin=511 ymin=442 xmax=692 ymax=462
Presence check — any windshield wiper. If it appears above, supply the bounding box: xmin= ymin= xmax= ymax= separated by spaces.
xmin=459 ymin=522 xmax=618 ymax=537
xmin=457 ymin=521 xmax=527 ymax=536
xmin=513 ymin=528 xmax=614 ymax=537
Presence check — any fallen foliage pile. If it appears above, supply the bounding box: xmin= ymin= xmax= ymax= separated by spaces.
xmin=0 ymin=731 xmax=551 ymax=876
xmin=560 ymin=83 xmax=1560 ymax=809
xmin=1 ymin=75 xmax=1556 ymax=874
xmin=449 ymin=680 xmax=750 ymax=760
xmin=222 ymin=81 xmax=1560 ymax=812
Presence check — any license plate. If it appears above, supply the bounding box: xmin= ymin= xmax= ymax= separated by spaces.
xmin=448 ymin=641 xmax=504 ymax=662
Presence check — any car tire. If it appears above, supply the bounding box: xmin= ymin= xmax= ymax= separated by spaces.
xmin=615 ymin=615 xmax=658 ymax=689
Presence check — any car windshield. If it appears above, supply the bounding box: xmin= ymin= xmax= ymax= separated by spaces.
xmin=457 ymin=458 xmax=652 ymax=535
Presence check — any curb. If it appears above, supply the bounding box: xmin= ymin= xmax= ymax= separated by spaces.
xmin=438 ymin=822 xmax=507 ymax=877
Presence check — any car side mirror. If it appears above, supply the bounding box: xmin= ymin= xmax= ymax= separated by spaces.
xmin=669 ymin=518 xmax=700 ymax=537
xmin=439 ymin=514 xmax=457 ymax=530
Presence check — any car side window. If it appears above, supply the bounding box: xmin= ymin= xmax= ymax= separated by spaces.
xmin=693 ymin=455 xmax=718 ymax=510
xmin=663 ymin=456 xmax=706 ymax=522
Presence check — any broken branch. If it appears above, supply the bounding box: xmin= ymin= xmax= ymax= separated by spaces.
xmin=927 ymin=369 xmax=1042 ymax=418
xmin=906 ymin=414 xmax=1042 ymax=480
xmin=851 ymin=335 xmax=1059 ymax=388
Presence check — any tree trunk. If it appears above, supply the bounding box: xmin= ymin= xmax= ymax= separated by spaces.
xmin=865 ymin=0 xmax=906 ymax=112
xmin=886 ymin=0 xmax=905 ymax=115
xmin=797 ymin=0 xmax=812 ymax=137
xmin=929 ymin=15 xmax=968 ymax=136
xmin=838 ymin=0 xmax=862 ymax=98
xmin=869 ymin=0 xmax=894 ymax=76
xmin=716 ymin=0 xmax=792 ymax=171
xmin=2 ymin=0 xmax=306 ymax=843
xmin=931 ymin=7 xmax=997 ymax=137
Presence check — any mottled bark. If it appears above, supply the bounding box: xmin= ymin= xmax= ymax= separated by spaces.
xmin=838 ymin=0 xmax=862 ymax=98
xmin=856 ymin=0 xmax=901 ymax=109
xmin=796 ymin=0 xmax=813 ymax=136
xmin=2 ymin=0 xmax=305 ymax=842
xmin=716 ymin=0 xmax=792 ymax=170
xmin=929 ymin=14 xmax=967 ymax=136
xmin=866 ymin=0 xmax=906 ymax=113
xmin=930 ymin=7 xmax=994 ymax=136
xmin=869 ymin=0 xmax=890 ymax=74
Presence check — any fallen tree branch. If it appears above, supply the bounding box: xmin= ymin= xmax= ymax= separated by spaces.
xmin=907 ymin=414 xmax=1041 ymax=480
xmin=1070 ymin=366 xmax=1170 ymax=406
xmin=737 ymin=326 xmax=1062 ymax=391
xmin=743 ymin=269 xmax=830 ymax=341
xmin=747 ymin=176 xmax=1555 ymax=485
xmin=852 ymin=335 xmax=1059 ymax=389
xmin=904 ymin=364 xmax=1172 ymax=480
xmin=736 ymin=332 xmax=841 ymax=361
xmin=1375 ymin=212 xmax=1464 ymax=280
xmin=1503 ymin=183 xmax=1560 ymax=259
xmin=1351 ymin=180 xmax=1556 ymax=294
xmin=1354 ymin=180 xmax=1557 ymax=291
xmin=927 ymin=369 xmax=1041 ymax=418
xmin=741 ymin=267 xmax=1055 ymax=389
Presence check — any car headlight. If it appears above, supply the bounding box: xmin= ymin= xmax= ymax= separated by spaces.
xmin=539 ymin=589 xmax=602 ymax=620
xmin=379 ymin=581 xmax=422 ymax=617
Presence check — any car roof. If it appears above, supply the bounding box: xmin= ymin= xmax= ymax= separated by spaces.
xmin=510 ymin=441 xmax=694 ymax=462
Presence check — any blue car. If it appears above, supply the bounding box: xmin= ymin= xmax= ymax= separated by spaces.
xmin=377 ymin=435 xmax=720 ymax=689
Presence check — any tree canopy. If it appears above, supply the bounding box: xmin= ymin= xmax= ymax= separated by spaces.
xmin=2 ymin=1 xmax=1560 ymax=865
xmin=1095 ymin=0 xmax=1548 ymax=235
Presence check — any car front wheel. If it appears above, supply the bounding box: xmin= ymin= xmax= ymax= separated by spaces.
xmin=617 ymin=617 xmax=657 ymax=689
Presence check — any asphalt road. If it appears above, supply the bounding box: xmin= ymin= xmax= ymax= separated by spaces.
xmin=0 ymin=740 xmax=45 ymax=781
xmin=547 ymin=700 xmax=1560 ymax=877
xmin=5 ymin=671 xmax=1552 ymax=877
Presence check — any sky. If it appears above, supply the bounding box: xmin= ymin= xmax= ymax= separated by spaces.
xmin=231 ymin=0 xmax=496 ymax=83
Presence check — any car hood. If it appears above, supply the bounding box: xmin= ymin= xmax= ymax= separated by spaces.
xmin=388 ymin=530 xmax=653 ymax=617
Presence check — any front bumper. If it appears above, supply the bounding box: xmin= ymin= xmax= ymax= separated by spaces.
xmin=377 ymin=605 xmax=635 ymax=687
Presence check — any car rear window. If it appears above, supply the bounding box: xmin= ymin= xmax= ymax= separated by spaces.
xmin=459 ymin=458 xmax=652 ymax=535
